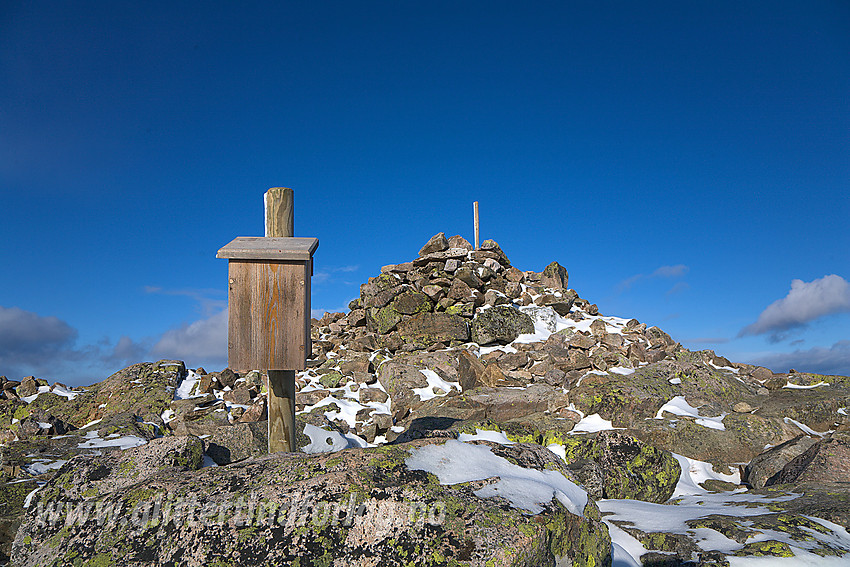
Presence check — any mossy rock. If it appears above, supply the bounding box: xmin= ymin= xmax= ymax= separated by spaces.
xmin=12 ymin=438 xmax=612 ymax=567
xmin=734 ymin=540 xmax=794 ymax=557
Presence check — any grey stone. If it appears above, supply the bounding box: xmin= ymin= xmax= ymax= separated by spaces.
xmin=745 ymin=435 xmax=818 ymax=489
xmin=454 ymin=266 xmax=484 ymax=289
xmin=397 ymin=312 xmax=469 ymax=346
xmin=418 ymin=232 xmax=449 ymax=256
xmin=447 ymin=234 xmax=473 ymax=250
xmin=471 ymin=305 xmax=534 ymax=345
xmin=541 ymin=261 xmax=569 ymax=289
xmin=206 ymin=422 xmax=268 ymax=464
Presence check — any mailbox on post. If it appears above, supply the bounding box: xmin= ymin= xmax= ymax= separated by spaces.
xmin=217 ymin=189 xmax=318 ymax=453
xmin=216 ymin=237 xmax=318 ymax=370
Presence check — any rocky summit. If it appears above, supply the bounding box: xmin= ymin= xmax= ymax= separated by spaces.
xmin=2 ymin=233 xmax=850 ymax=567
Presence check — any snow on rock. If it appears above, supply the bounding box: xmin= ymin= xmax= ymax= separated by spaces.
xmin=783 ymin=417 xmax=830 ymax=437
xmin=23 ymin=459 xmax=67 ymax=476
xmin=174 ymin=370 xmax=206 ymax=400
xmin=412 ymin=369 xmax=461 ymax=401
xmin=76 ymin=430 xmax=147 ymax=451
xmin=672 ymin=453 xmax=740 ymax=497
xmin=301 ymin=423 xmax=368 ymax=454
xmin=783 ymin=380 xmax=830 ymax=389
xmin=655 ymin=396 xmax=727 ymax=431
xmin=571 ymin=414 xmax=619 ymax=434
xmin=457 ymin=428 xmax=516 ymax=445
xmin=406 ymin=439 xmax=588 ymax=517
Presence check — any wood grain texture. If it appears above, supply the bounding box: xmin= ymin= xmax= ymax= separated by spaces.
xmin=217 ymin=237 xmax=318 ymax=261
xmin=227 ymin=260 xmax=310 ymax=371
xmin=265 ymin=187 xmax=294 ymax=238
xmin=268 ymin=369 xmax=296 ymax=452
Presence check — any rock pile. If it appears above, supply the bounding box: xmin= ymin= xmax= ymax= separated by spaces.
xmin=1 ymin=233 xmax=850 ymax=566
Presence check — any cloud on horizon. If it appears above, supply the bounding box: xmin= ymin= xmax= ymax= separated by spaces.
xmin=0 ymin=305 xmax=77 ymax=358
xmin=746 ymin=340 xmax=850 ymax=376
xmin=151 ymin=309 xmax=227 ymax=367
xmin=619 ymin=264 xmax=689 ymax=292
xmin=0 ymin=305 xmax=148 ymax=384
xmin=313 ymin=265 xmax=359 ymax=285
xmin=144 ymin=286 xmax=226 ymax=316
xmin=739 ymin=275 xmax=850 ymax=341
xmin=686 ymin=337 xmax=730 ymax=344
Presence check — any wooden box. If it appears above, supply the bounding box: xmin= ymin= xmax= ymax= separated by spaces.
xmin=216 ymin=236 xmax=319 ymax=371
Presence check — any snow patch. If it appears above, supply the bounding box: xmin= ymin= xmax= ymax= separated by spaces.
xmin=413 ymin=369 xmax=460 ymax=401
xmin=24 ymin=459 xmax=67 ymax=476
xmin=77 ymin=430 xmax=147 ymax=450
xmin=406 ymin=439 xmax=588 ymax=517
xmin=783 ymin=417 xmax=829 ymax=437
xmin=656 ymin=396 xmax=727 ymax=431
xmin=783 ymin=381 xmax=830 ymax=389
xmin=571 ymin=414 xmax=618 ymax=434
xmin=301 ymin=423 xmax=368 ymax=454
xmin=174 ymin=370 xmax=205 ymax=400
xmin=457 ymin=428 xmax=515 ymax=445
xmin=672 ymin=453 xmax=740 ymax=497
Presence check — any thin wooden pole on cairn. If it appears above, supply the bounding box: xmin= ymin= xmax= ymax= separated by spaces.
xmin=473 ymin=201 xmax=480 ymax=250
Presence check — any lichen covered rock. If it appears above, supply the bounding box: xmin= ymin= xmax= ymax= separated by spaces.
xmin=13 ymin=438 xmax=612 ymax=567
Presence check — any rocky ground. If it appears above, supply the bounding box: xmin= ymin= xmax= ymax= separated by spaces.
xmin=1 ymin=233 xmax=849 ymax=566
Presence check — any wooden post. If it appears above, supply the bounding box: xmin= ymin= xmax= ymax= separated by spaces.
xmin=473 ymin=201 xmax=480 ymax=250
xmin=265 ymin=187 xmax=295 ymax=453
xmin=265 ymin=187 xmax=294 ymax=238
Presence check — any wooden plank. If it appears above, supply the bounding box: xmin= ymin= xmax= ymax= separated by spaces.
xmin=227 ymin=260 xmax=310 ymax=371
xmin=268 ymin=369 xmax=296 ymax=452
xmin=217 ymin=237 xmax=319 ymax=261
xmin=265 ymin=187 xmax=294 ymax=238
xmin=227 ymin=261 xmax=252 ymax=372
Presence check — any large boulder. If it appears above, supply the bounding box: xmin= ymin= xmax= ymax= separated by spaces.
xmin=471 ymin=305 xmax=534 ymax=345
xmin=744 ymin=435 xmax=818 ymax=489
xmin=13 ymin=438 xmax=612 ymax=567
xmin=0 ymin=477 xmax=38 ymax=563
xmin=466 ymin=384 xmax=569 ymax=422
xmin=205 ymin=421 xmax=268 ymax=465
xmin=552 ymin=430 xmax=681 ymax=503
xmin=541 ymin=261 xmax=569 ymax=290
xmin=397 ymin=312 xmax=469 ymax=346
xmin=377 ymin=361 xmax=432 ymax=411
xmin=360 ymin=274 xmax=404 ymax=309
xmin=772 ymin=432 xmax=850 ymax=485
xmin=418 ymin=232 xmax=449 ymax=256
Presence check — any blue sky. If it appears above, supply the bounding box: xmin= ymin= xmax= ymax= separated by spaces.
xmin=1 ymin=1 xmax=848 ymax=385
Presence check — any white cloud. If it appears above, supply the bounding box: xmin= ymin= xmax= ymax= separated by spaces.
xmin=151 ymin=309 xmax=228 ymax=363
xmin=313 ymin=265 xmax=360 ymax=284
xmin=666 ymin=281 xmax=690 ymax=296
xmin=652 ymin=264 xmax=689 ymax=278
xmin=144 ymin=286 xmax=226 ymax=316
xmin=618 ymin=264 xmax=689 ymax=291
xmin=106 ymin=335 xmax=151 ymax=365
xmin=747 ymin=340 xmax=850 ymax=376
xmin=739 ymin=275 xmax=850 ymax=339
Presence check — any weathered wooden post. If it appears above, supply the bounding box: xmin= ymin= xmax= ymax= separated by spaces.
xmin=216 ymin=188 xmax=318 ymax=452
xmin=473 ymin=201 xmax=480 ymax=250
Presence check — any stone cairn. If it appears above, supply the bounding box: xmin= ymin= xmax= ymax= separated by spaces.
xmin=311 ymin=231 xmax=679 ymax=370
